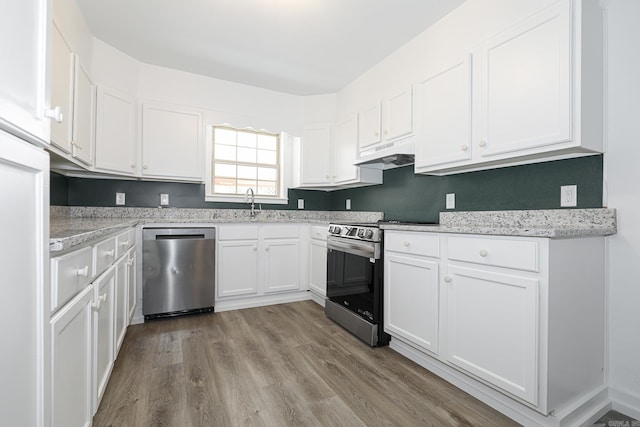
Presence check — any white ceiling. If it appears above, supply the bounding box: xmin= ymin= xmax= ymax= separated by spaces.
xmin=74 ymin=0 xmax=464 ymax=96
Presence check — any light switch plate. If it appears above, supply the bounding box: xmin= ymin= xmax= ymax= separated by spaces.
xmin=297 ymin=199 xmax=304 ymax=209
xmin=160 ymin=193 xmax=169 ymax=206
xmin=115 ymin=192 xmax=125 ymax=206
xmin=346 ymin=199 xmax=351 ymax=210
xmin=561 ymin=185 xmax=577 ymax=207
xmin=446 ymin=193 xmax=455 ymax=209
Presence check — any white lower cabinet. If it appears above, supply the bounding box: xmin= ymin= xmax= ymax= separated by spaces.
xmin=264 ymin=238 xmax=300 ymax=293
xmin=217 ymin=239 xmax=260 ymax=298
xmin=114 ymin=255 xmax=128 ymax=355
xmin=92 ymin=267 xmax=115 ymax=413
xmin=309 ymin=226 xmax=328 ymax=299
xmin=50 ymin=285 xmax=94 ymax=427
xmin=127 ymin=249 xmax=137 ymax=322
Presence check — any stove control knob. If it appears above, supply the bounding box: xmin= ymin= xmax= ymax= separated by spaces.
xmin=357 ymin=228 xmax=365 ymax=237
xmin=364 ymin=229 xmax=374 ymax=239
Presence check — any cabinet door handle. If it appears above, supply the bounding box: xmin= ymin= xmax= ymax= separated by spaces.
xmin=76 ymin=266 xmax=89 ymax=277
xmin=444 ymin=276 xmax=452 ymax=283
xmin=104 ymin=249 xmax=115 ymax=257
xmin=403 ymin=241 xmax=410 ymax=247
xmin=143 ymin=165 xmax=149 ymax=170
xmin=120 ymin=240 xmax=130 ymax=247
xmin=45 ymin=106 xmax=64 ymax=123
xmin=374 ymin=131 xmax=379 ymax=137
xmin=131 ymin=164 xmax=136 ymax=168
xmin=479 ymin=139 xmax=487 ymax=148
xmin=479 ymin=249 xmax=488 ymax=257
xmin=92 ymin=294 xmax=107 ymax=311
xmin=127 ymin=259 xmax=134 ymax=266
xmin=461 ymin=144 xmax=468 ymax=152
xmin=383 ymin=129 xmax=388 ymax=135
xmin=265 ymin=246 xmax=270 ymax=252
xmin=253 ymin=246 xmax=258 ymax=251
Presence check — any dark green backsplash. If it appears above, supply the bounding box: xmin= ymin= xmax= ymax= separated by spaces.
xmin=329 ymin=155 xmax=603 ymax=223
xmin=51 ymin=155 xmax=603 ymax=219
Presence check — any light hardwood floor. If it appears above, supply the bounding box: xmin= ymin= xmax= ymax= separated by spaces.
xmin=93 ymin=300 xmax=520 ymax=426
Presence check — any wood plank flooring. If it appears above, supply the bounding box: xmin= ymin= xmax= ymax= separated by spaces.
xmin=93 ymin=300 xmax=520 ymax=426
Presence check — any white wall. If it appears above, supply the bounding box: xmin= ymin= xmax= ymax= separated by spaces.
xmin=605 ymin=0 xmax=640 ymax=419
xmin=52 ymin=0 xmax=93 ymax=70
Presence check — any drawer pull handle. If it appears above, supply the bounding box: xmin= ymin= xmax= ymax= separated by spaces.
xmin=127 ymin=259 xmax=134 ymax=266
xmin=403 ymin=241 xmax=410 ymax=247
xmin=92 ymin=293 xmax=107 ymax=311
xmin=444 ymin=276 xmax=452 ymax=283
xmin=461 ymin=144 xmax=468 ymax=152
xmin=120 ymin=240 xmax=130 ymax=247
xmin=253 ymin=246 xmax=258 ymax=251
xmin=265 ymin=246 xmax=270 ymax=252
xmin=479 ymin=139 xmax=487 ymax=148
xmin=76 ymin=266 xmax=89 ymax=277
xmin=104 ymin=249 xmax=115 ymax=257
xmin=45 ymin=106 xmax=63 ymax=123
xmin=479 ymin=249 xmax=488 ymax=257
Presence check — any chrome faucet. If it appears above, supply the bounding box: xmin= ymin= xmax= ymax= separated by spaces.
xmin=245 ymin=188 xmax=261 ymax=218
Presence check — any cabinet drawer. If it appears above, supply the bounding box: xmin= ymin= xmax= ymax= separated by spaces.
xmin=217 ymin=225 xmax=258 ymax=241
xmin=448 ymin=236 xmax=539 ymax=272
xmin=51 ymin=246 xmax=94 ymax=312
xmin=311 ymin=225 xmax=328 ymax=240
xmin=93 ymin=237 xmax=117 ymax=276
xmin=262 ymin=224 xmax=299 ymax=239
xmin=386 ymin=232 xmax=440 ymax=258
xmin=116 ymin=228 xmax=135 ymax=257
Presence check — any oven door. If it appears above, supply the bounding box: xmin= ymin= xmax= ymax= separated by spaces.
xmin=326 ymin=237 xmax=381 ymax=323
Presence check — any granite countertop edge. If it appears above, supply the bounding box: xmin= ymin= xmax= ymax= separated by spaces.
xmin=379 ymin=223 xmax=616 ymax=238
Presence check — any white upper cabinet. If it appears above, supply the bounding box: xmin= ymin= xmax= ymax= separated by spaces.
xmin=0 ymin=0 xmax=52 ymax=144
xmin=300 ymin=124 xmax=332 ymax=186
xmin=50 ymin=24 xmax=74 ymax=153
xmin=414 ymin=0 xmax=604 ymax=175
xmin=141 ymin=102 xmax=204 ymax=181
xmin=94 ymin=86 xmax=137 ymax=175
xmin=332 ymin=115 xmax=359 ymax=184
xmin=415 ymin=56 xmax=472 ymax=171
xmin=72 ymin=62 xmax=94 ymax=166
xmin=358 ymin=102 xmax=381 ymax=150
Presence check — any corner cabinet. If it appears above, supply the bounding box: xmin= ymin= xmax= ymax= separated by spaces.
xmin=415 ymin=0 xmax=604 ymax=175
xmin=141 ymin=102 xmax=204 ymax=181
xmin=384 ymin=230 xmax=606 ymax=418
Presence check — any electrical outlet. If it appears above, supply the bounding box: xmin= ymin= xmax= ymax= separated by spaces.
xmin=561 ymin=185 xmax=577 ymax=207
xmin=115 ymin=192 xmax=125 ymax=206
xmin=160 ymin=193 xmax=169 ymax=206
xmin=297 ymin=199 xmax=304 ymax=209
xmin=446 ymin=193 xmax=455 ymax=209
xmin=346 ymin=199 xmax=351 ymax=210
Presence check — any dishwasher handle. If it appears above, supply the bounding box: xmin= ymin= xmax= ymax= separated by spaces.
xmin=155 ymin=234 xmax=205 ymax=240
xmin=143 ymin=227 xmax=216 ymax=241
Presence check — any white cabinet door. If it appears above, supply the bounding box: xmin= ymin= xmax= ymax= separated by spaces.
xmin=49 ymin=24 xmax=74 ymax=153
xmin=443 ymin=265 xmax=539 ymax=405
xmin=300 ymin=125 xmax=332 ymax=186
xmin=141 ymin=103 xmax=203 ymax=181
xmin=309 ymin=239 xmax=327 ymax=297
xmin=384 ymin=253 xmax=439 ymax=354
xmin=0 ymin=131 xmax=48 ymax=427
xmin=217 ymin=240 xmax=259 ymax=298
xmin=415 ymin=57 xmax=472 ymax=171
xmin=72 ymin=61 xmax=94 ymax=166
xmin=94 ymin=86 xmax=137 ymax=175
xmin=127 ymin=249 xmax=137 ymax=322
xmin=263 ymin=238 xmax=300 ymax=293
xmin=0 ymin=0 xmax=51 ymax=143
xmin=478 ymin=1 xmax=571 ymax=159
xmin=358 ymin=102 xmax=381 ymax=150
xmin=332 ymin=115 xmax=358 ymax=184
xmin=114 ymin=256 xmax=128 ymax=355
xmin=383 ymin=85 xmax=413 ymax=141
xmin=92 ymin=267 xmax=115 ymax=414
xmin=50 ymin=285 xmax=93 ymax=427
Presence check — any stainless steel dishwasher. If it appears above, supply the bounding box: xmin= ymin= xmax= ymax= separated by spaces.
xmin=142 ymin=227 xmax=215 ymax=319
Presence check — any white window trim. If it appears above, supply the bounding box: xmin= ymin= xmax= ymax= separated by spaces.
xmin=204 ymin=125 xmax=290 ymax=204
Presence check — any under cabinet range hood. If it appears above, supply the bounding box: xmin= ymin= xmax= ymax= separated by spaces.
xmin=354 ymin=139 xmax=415 ymax=170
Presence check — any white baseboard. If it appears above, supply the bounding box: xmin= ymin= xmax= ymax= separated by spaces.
xmin=214 ymin=291 xmax=312 ymax=312
xmin=309 ymin=291 xmax=325 ymax=307
xmin=610 ymin=386 xmax=640 ymax=421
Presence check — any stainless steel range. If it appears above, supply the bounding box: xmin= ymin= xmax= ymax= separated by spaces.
xmin=325 ymin=222 xmax=390 ymax=347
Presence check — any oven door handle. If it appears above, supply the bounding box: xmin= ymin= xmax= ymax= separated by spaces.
xmin=327 ymin=237 xmax=379 ymax=259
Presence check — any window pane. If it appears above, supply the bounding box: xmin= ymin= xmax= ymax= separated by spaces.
xmin=215 ymin=128 xmax=236 ymax=146
xmin=258 ymin=134 xmax=277 ymax=150
xmin=215 ymin=163 xmax=236 ymax=178
xmin=237 ymin=165 xmax=257 ymax=180
xmin=215 ymin=144 xmax=236 ymax=161
xmin=214 ymin=177 xmax=237 ymax=194
xmin=237 ymin=179 xmax=257 ymax=194
xmin=257 ymin=149 xmax=276 ymax=165
xmin=257 ymin=180 xmax=277 ymax=196
xmin=257 ymin=167 xmax=277 ymax=181
xmin=237 ymin=131 xmax=257 ymax=148
xmin=237 ymin=147 xmax=256 ymax=163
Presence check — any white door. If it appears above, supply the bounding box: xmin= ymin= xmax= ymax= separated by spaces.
xmin=478 ymin=1 xmax=571 ymax=158
xmin=264 ymin=238 xmax=300 ymax=293
xmin=92 ymin=268 xmax=115 ymax=414
xmin=384 ymin=253 xmax=439 ymax=354
xmin=217 ymin=240 xmax=259 ymax=298
xmin=0 ymin=0 xmax=51 ymax=143
xmin=127 ymin=249 xmax=137 ymax=321
xmin=443 ymin=265 xmax=539 ymax=405
xmin=332 ymin=115 xmax=358 ymax=184
xmin=309 ymin=239 xmax=327 ymax=297
xmin=50 ymin=286 xmax=93 ymax=427
xmin=141 ymin=103 xmax=203 ymax=180
xmin=72 ymin=60 xmax=94 ymax=166
xmin=49 ymin=24 xmax=74 ymax=153
xmin=415 ymin=57 xmax=472 ymax=170
xmin=114 ymin=256 xmax=128 ymax=354
xmin=358 ymin=102 xmax=381 ymax=150
xmin=384 ymin=85 xmax=413 ymax=141
xmin=0 ymin=130 xmax=48 ymax=427
xmin=300 ymin=125 xmax=332 ymax=186
xmin=94 ymin=86 xmax=137 ymax=175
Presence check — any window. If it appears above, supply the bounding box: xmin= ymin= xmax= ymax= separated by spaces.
xmin=208 ymin=126 xmax=285 ymax=202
